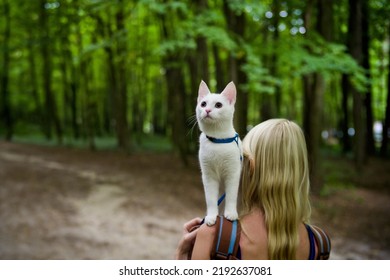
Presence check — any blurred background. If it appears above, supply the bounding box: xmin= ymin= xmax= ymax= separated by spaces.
xmin=0 ymin=0 xmax=389 ymax=259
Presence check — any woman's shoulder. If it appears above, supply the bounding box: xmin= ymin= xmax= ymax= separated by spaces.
xmin=240 ymin=208 xmax=266 ymax=231
xmin=190 ymin=219 xmax=222 ymax=259
xmin=195 ymin=222 xmax=218 ymax=250
xmin=239 ymin=209 xmax=269 ymax=259
xmin=198 ymin=221 xmax=218 ymax=234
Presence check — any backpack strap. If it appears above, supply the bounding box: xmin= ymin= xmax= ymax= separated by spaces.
xmin=310 ymin=225 xmax=331 ymax=260
xmin=211 ymin=215 xmax=241 ymax=260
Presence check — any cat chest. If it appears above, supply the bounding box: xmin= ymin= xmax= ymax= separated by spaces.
xmin=199 ymin=141 xmax=241 ymax=165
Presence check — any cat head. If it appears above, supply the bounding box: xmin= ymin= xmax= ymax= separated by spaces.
xmin=196 ymin=80 xmax=236 ymax=133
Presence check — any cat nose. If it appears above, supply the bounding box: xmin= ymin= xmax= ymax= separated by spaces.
xmin=206 ymin=109 xmax=211 ymax=114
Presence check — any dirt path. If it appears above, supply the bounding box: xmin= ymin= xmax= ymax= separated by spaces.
xmin=0 ymin=141 xmax=389 ymax=259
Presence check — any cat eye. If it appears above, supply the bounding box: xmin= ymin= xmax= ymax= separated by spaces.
xmin=201 ymin=101 xmax=207 ymax=107
xmin=215 ymin=102 xmax=223 ymax=108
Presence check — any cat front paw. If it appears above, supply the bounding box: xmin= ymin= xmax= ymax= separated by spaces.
xmin=204 ymin=215 xmax=217 ymax=226
xmin=224 ymin=210 xmax=238 ymax=221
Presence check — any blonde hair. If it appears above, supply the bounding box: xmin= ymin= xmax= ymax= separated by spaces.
xmin=240 ymin=119 xmax=311 ymax=259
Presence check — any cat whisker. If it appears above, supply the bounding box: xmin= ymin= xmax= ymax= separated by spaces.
xmin=187 ymin=114 xmax=199 ymax=137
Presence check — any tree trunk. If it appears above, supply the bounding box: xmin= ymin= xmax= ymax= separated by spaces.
xmin=114 ymin=0 xmax=130 ymax=151
xmin=94 ymin=14 xmax=112 ymax=136
xmin=159 ymin=3 xmax=189 ymax=165
xmin=362 ymin=0 xmax=375 ymax=155
xmin=303 ymin=72 xmax=325 ymax=193
xmin=212 ymin=44 xmax=226 ymax=91
xmin=99 ymin=1 xmax=130 ymax=151
xmin=188 ymin=34 xmax=209 ymax=109
xmin=260 ymin=0 xmax=280 ymax=121
xmin=106 ymin=45 xmax=117 ymax=136
xmin=302 ymin=0 xmax=332 ymax=193
xmin=347 ymin=0 xmax=366 ymax=170
xmin=79 ymin=42 xmax=96 ymax=150
xmin=39 ymin=0 xmax=62 ymax=144
xmin=380 ymin=26 xmax=390 ymax=156
xmin=152 ymin=78 xmax=166 ymax=135
xmin=59 ymin=33 xmax=71 ymax=138
xmin=194 ymin=0 xmax=210 ymax=86
xmin=82 ymin=82 xmax=97 ymax=151
xmin=223 ymin=0 xmax=248 ymax=137
xmin=341 ymin=74 xmax=352 ymax=153
xmin=165 ymin=64 xmax=188 ymax=164
xmin=58 ymin=3 xmax=80 ymax=140
xmin=271 ymin=0 xmax=281 ymax=115
xmin=381 ymin=90 xmax=390 ymax=156
xmin=27 ymin=30 xmax=42 ymax=132
xmin=0 ymin=0 xmax=12 ymax=140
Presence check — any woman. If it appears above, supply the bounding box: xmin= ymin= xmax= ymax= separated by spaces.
xmin=176 ymin=119 xmax=329 ymax=260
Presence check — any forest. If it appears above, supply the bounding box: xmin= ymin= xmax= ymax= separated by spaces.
xmin=1 ymin=0 xmax=390 ymax=193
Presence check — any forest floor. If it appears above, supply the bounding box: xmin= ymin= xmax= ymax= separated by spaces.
xmin=0 ymin=140 xmax=389 ymax=260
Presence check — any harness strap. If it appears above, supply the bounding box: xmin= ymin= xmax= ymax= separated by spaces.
xmin=228 ymin=220 xmax=238 ymax=254
xmin=212 ymin=216 xmax=241 ymax=260
xmin=311 ymin=225 xmax=331 ymax=260
xmin=206 ymin=133 xmax=242 ymax=161
xmin=206 ymin=133 xmax=239 ymax=145
xmin=217 ymin=193 xmax=226 ymax=205
xmin=306 ymin=224 xmax=316 ymax=260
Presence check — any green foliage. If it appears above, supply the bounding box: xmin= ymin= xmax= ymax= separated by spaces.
xmin=194 ymin=10 xmax=237 ymax=51
xmin=280 ymin=34 xmax=368 ymax=91
xmin=0 ymin=0 xmax=388 ymax=159
xmin=241 ymin=44 xmax=278 ymax=95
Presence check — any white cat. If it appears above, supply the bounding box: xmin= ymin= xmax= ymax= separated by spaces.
xmin=196 ymin=80 xmax=243 ymax=226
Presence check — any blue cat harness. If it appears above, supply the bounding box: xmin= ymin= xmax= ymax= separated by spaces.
xmin=206 ymin=133 xmax=242 ymax=161
xmin=206 ymin=133 xmax=239 ymax=146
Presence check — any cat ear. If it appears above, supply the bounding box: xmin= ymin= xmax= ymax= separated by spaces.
xmin=198 ymin=80 xmax=210 ymax=103
xmin=221 ymin=81 xmax=236 ymax=105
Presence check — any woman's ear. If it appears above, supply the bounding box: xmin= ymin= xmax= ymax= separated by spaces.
xmin=243 ymin=153 xmax=255 ymax=176
xmin=249 ymin=157 xmax=255 ymax=175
